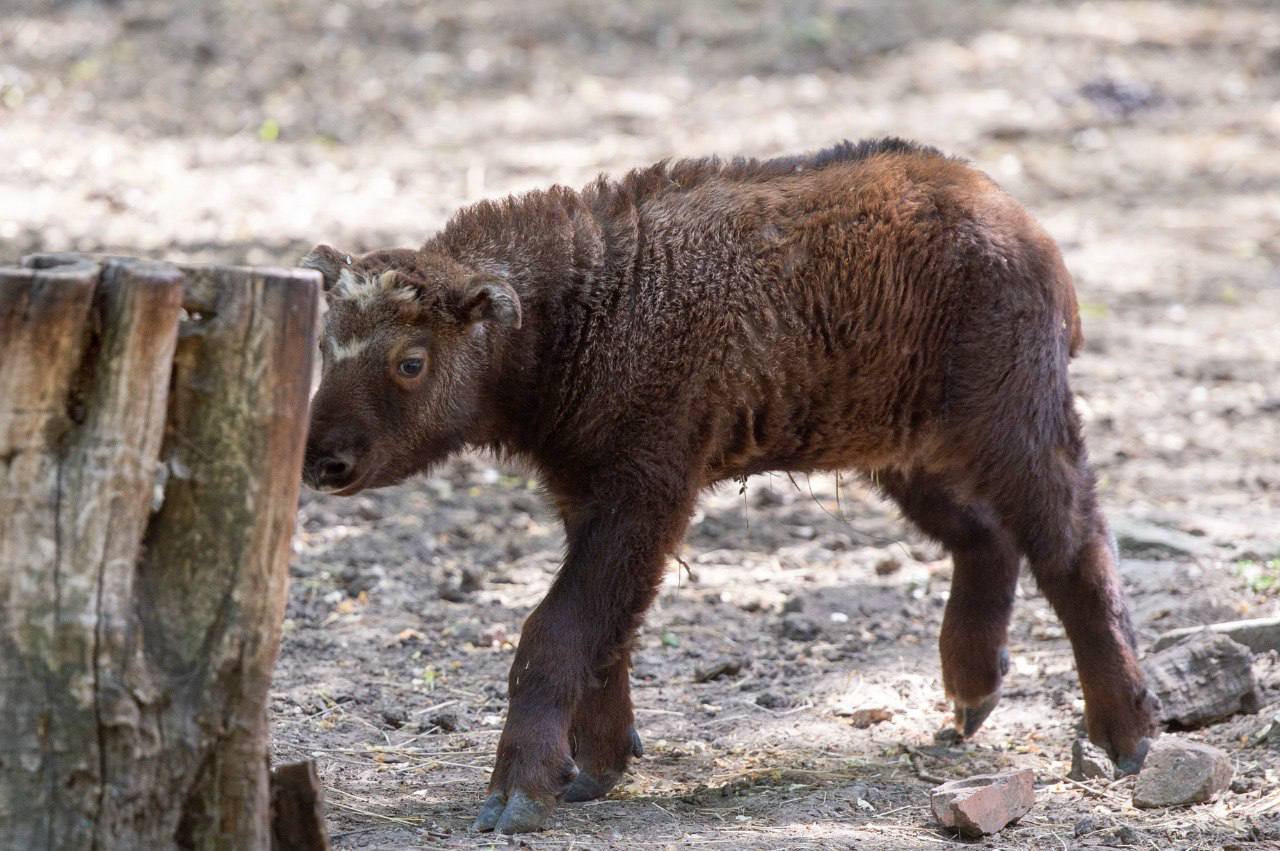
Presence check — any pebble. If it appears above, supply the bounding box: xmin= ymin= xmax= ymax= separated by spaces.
xmin=843 ymin=707 xmax=893 ymax=728
xmin=1248 ymin=712 xmax=1280 ymax=748
xmin=1069 ymin=738 xmax=1116 ymax=781
xmin=1132 ymin=738 xmax=1233 ymax=808
xmin=755 ymin=691 xmax=789 ymax=709
xmin=781 ymin=612 xmax=820 ymax=641
xmin=930 ymin=769 xmax=1035 ymax=837
xmin=425 ymin=711 xmax=462 ymax=733
xmin=874 ymin=557 xmax=901 ymax=576
xmin=694 ymin=657 xmax=745 ymax=682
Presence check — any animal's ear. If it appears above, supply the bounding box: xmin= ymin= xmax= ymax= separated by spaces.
xmin=453 ymin=274 xmax=521 ymax=329
xmin=300 ymin=244 xmax=353 ymax=292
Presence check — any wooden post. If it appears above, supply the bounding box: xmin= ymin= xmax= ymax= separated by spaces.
xmin=0 ymin=255 xmax=326 ymax=850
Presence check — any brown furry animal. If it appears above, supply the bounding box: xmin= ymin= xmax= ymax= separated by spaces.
xmin=302 ymin=138 xmax=1159 ymax=834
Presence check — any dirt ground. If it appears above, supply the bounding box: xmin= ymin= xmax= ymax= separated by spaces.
xmin=4 ymin=0 xmax=1280 ymax=848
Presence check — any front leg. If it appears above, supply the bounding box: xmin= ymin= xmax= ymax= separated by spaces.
xmin=472 ymin=484 xmax=694 ymax=834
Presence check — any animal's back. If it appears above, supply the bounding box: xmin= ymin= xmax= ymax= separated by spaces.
xmin=576 ymin=141 xmax=1081 ymax=481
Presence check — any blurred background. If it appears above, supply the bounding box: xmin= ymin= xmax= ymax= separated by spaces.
xmin=2 ymin=0 xmax=1275 ymax=519
xmin=3 ymin=1 xmax=1278 ymax=847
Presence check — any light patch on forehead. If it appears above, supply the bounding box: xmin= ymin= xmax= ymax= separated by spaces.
xmin=333 ymin=268 xmax=416 ymax=310
xmin=330 ymin=335 xmax=373 ymax=362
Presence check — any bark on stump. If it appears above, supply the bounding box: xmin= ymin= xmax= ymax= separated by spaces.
xmin=0 ymin=254 xmax=326 ymax=849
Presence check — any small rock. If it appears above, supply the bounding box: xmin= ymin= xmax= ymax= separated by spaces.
xmin=829 ymin=685 xmax=901 ymax=721
xmin=930 ymin=769 xmax=1035 ymax=837
xmin=438 ymin=583 xmax=471 ymax=602
xmin=1144 ymin=632 xmax=1260 ymax=728
xmin=424 ymin=711 xmax=461 ymax=733
xmin=755 ymin=691 xmax=789 ymax=709
xmin=694 ymin=657 xmax=745 ymax=682
xmin=874 ymin=557 xmax=901 ymax=576
xmin=1107 ymin=825 xmax=1143 ymax=845
xmin=1070 ymin=738 xmax=1116 ymax=781
xmin=832 ymin=683 xmax=899 ymax=725
xmin=781 ymin=612 xmax=820 ymax=641
xmin=339 ymin=563 xmax=381 ymax=595
xmin=480 ymin=623 xmax=512 ymax=648
xmin=1133 ymin=738 xmax=1233 ymax=808
xmin=844 ymin=707 xmax=894 ymax=728
xmin=1073 ymin=815 xmax=1103 ymax=837
xmin=381 ymin=707 xmax=408 ymax=729
xmin=1112 ymin=516 xmax=1210 ymax=559
xmin=933 ymin=726 xmax=964 ymax=746
xmin=1153 ymin=616 xmax=1280 ymax=655
xmin=1247 ymin=712 xmax=1280 ymax=748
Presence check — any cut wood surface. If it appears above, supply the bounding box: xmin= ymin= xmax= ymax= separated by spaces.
xmin=0 ymin=255 xmax=321 ymax=850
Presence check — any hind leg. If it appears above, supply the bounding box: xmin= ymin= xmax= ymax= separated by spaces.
xmin=878 ymin=469 xmax=1021 ymax=738
xmin=977 ymin=422 xmax=1159 ymax=772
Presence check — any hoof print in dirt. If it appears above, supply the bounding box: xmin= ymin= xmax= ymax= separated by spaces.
xmin=1132 ymin=738 xmax=1233 ymax=808
xmin=1069 ymin=738 xmax=1116 ymax=781
xmin=1145 ymin=632 xmax=1260 ymax=728
xmin=929 ymin=769 xmax=1035 ymax=837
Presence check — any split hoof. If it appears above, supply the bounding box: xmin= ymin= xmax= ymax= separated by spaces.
xmin=562 ymin=769 xmax=621 ymax=802
xmin=1113 ymin=736 xmax=1153 ymax=777
xmin=471 ymin=790 xmax=554 ymax=834
xmin=562 ymin=727 xmax=643 ymax=802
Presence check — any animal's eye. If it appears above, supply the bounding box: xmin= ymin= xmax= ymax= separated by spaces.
xmin=397 ymin=357 xmax=424 ymax=378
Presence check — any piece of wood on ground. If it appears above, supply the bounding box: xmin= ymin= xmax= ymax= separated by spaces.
xmin=1145 ymin=631 xmax=1261 ymax=729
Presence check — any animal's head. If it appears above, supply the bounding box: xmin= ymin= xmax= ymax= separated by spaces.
xmin=300 ymin=244 xmax=522 ymax=495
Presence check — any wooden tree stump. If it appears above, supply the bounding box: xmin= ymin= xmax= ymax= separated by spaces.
xmin=0 ymin=254 xmax=327 ymax=850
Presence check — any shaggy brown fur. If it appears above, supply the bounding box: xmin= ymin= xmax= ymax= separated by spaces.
xmin=302 ymin=138 xmax=1158 ymax=834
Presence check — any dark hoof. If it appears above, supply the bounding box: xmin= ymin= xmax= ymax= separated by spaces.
xmin=1113 ymin=736 xmax=1153 ymax=777
xmin=562 ymin=768 xmax=621 ymax=802
xmin=471 ymin=790 xmax=554 ymax=834
xmin=630 ymin=726 xmax=644 ymax=758
xmin=954 ymin=691 xmax=1001 ymax=738
xmin=470 ymin=791 xmax=507 ymax=832
xmin=563 ymin=727 xmax=641 ymax=802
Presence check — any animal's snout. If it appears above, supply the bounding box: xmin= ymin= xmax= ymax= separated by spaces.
xmin=303 ymin=425 xmax=367 ymax=492
xmin=307 ymin=451 xmax=355 ymax=489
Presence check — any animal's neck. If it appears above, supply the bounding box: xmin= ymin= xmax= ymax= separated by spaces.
xmin=426 ymin=187 xmax=609 ymax=460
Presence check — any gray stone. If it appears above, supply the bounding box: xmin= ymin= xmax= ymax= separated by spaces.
xmin=1152 ymin=616 xmax=1280 ymax=655
xmin=694 ymin=657 xmax=744 ymax=682
xmin=1144 ymin=632 xmax=1260 ymax=728
xmin=781 ymin=612 xmax=820 ymax=641
xmin=1248 ymin=713 xmax=1280 ymax=749
xmin=1112 ymin=517 xmax=1212 ymax=559
xmin=1133 ymin=739 xmax=1233 ymax=808
xmin=1069 ymin=738 xmax=1115 ymax=780
xmin=930 ymin=769 xmax=1035 ymax=837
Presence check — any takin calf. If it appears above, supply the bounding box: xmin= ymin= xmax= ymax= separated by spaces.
xmin=301 ymin=138 xmax=1159 ymax=834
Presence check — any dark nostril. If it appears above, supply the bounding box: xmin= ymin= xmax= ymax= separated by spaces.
xmin=318 ymin=456 xmax=352 ymax=482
